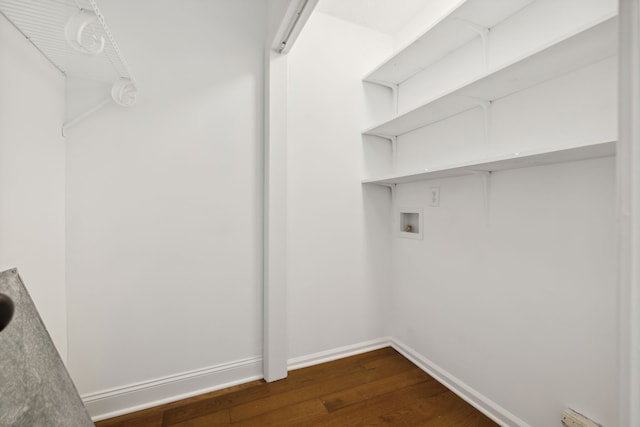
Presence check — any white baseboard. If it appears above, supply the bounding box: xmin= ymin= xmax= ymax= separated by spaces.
xmin=389 ymin=338 xmax=531 ymax=427
xmin=87 ymin=339 xmax=392 ymax=422
xmin=287 ymin=337 xmax=392 ymax=371
xmin=86 ymin=338 xmax=529 ymax=426
xmin=83 ymin=356 xmax=263 ymax=422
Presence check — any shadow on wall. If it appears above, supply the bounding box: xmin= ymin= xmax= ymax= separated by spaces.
xmin=0 ymin=269 xmax=94 ymax=426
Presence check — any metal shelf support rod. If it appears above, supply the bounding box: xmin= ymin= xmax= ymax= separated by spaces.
xmin=62 ymin=98 xmax=111 ymax=136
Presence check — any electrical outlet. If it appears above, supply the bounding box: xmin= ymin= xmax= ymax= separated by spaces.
xmin=429 ymin=187 xmax=440 ymax=207
xmin=561 ymin=409 xmax=600 ymax=427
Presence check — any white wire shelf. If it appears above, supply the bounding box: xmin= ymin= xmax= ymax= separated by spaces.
xmin=0 ymin=0 xmax=135 ymax=84
xmin=1 ymin=0 xmax=137 ymax=132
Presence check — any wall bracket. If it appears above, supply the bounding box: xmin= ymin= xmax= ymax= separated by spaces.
xmin=379 ymin=184 xmax=397 ymax=214
xmin=460 ymin=96 xmax=492 ymax=146
xmin=62 ymin=98 xmax=111 ymax=137
xmin=364 ymin=80 xmax=400 ymax=115
xmin=367 ymin=133 xmax=398 ymax=162
xmin=454 ymin=18 xmax=490 ymax=69
xmin=465 ymin=170 xmax=491 ymax=225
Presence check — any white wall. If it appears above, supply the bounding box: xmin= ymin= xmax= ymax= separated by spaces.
xmin=0 ymin=0 xmax=618 ymax=424
xmin=391 ymin=158 xmax=617 ymax=426
xmin=0 ymin=14 xmax=67 ymax=359
xmin=285 ymin=12 xmax=393 ymax=360
xmin=397 ymin=0 xmax=617 ymax=117
xmin=385 ymin=1 xmax=619 ymax=426
xmin=296 ymin=1 xmax=618 ymax=425
xmin=65 ymin=0 xmax=266 ymax=415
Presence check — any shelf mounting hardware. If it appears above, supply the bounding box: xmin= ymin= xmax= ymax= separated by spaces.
xmin=454 ymin=18 xmax=490 ymax=69
xmin=461 ymin=96 xmax=492 ymax=146
xmin=62 ymin=77 xmax=138 ymax=135
xmin=466 ymin=170 xmax=492 ymax=225
xmin=64 ymin=9 xmax=105 ymax=55
xmin=111 ymin=77 xmax=137 ymax=107
xmin=368 ymin=133 xmax=398 ymax=162
xmin=379 ymin=183 xmax=397 ymax=206
xmin=364 ymin=80 xmax=400 ymax=115
xmin=381 ymin=184 xmax=397 ymax=231
xmin=62 ymin=98 xmax=111 ymax=137
xmin=464 ymin=96 xmax=491 ymax=109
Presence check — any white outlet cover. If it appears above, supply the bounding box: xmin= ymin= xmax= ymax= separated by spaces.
xmin=561 ymin=409 xmax=600 ymax=427
xmin=429 ymin=187 xmax=440 ymax=207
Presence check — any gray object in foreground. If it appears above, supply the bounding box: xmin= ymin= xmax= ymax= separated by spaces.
xmin=0 ymin=268 xmax=94 ymax=427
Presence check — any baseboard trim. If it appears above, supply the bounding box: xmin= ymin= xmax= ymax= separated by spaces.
xmin=86 ymin=338 xmax=529 ymax=425
xmin=389 ymin=338 xmax=530 ymax=427
xmin=287 ymin=337 xmax=392 ymax=371
xmin=83 ymin=356 xmax=263 ymax=422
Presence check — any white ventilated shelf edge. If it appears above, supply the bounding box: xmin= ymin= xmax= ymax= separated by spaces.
xmin=362 ymin=141 xmax=616 ymax=186
xmin=0 ymin=0 xmax=135 ymax=84
xmin=363 ymin=14 xmax=617 ymax=139
xmin=364 ymin=0 xmax=534 ymax=85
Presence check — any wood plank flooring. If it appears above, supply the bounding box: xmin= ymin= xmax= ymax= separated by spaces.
xmin=95 ymin=347 xmax=498 ymax=427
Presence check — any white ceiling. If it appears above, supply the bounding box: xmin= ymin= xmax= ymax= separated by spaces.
xmin=314 ymin=0 xmax=430 ymax=35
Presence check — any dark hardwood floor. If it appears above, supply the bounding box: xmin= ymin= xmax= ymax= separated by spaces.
xmin=95 ymin=347 xmax=498 ymax=426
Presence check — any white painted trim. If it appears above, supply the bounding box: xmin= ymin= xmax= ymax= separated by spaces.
xmin=618 ymin=0 xmax=640 ymax=425
xmin=288 ymin=337 xmax=530 ymax=425
xmin=84 ymin=356 xmax=263 ymax=422
xmin=390 ymin=338 xmax=531 ymax=427
xmin=287 ymin=337 xmax=392 ymax=371
xmin=263 ymin=46 xmax=289 ymax=383
xmin=86 ymin=339 xmax=532 ymax=425
xmin=271 ymin=0 xmax=319 ymax=54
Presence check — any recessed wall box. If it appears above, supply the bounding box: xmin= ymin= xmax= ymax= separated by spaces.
xmin=399 ymin=207 xmax=423 ymax=240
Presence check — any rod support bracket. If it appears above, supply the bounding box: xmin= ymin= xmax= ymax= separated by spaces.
xmin=62 ymin=98 xmax=112 ymax=136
